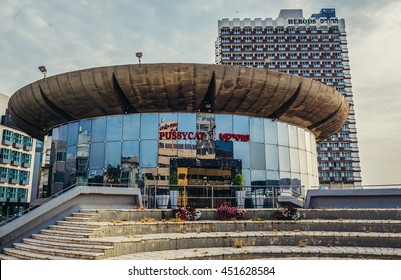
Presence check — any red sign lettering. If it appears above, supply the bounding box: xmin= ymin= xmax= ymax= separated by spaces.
xmin=219 ymin=133 xmax=250 ymax=142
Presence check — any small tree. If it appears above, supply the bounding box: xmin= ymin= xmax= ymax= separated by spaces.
xmin=233 ymin=173 xmax=245 ymax=191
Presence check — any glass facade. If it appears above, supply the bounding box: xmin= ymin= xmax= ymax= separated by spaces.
xmin=46 ymin=113 xmax=319 ymax=193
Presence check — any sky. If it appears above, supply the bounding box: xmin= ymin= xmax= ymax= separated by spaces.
xmin=0 ymin=0 xmax=400 ymax=186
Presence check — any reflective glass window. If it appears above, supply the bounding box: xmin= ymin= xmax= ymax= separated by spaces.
xmin=159 ymin=113 xmax=178 ymax=124
xmin=78 ymin=120 xmax=92 ymax=144
xmin=277 ymin=122 xmax=289 ymax=146
xmin=250 ymin=117 xmax=264 ymax=143
xmin=305 ymin=131 xmax=312 ymax=152
xmin=178 ymin=113 xmax=196 ymax=132
xmin=251 ymin=169 xmax=266 ymax=185
xmin=279 ymin=146 xmax=290 ymax=171
xmin=265 ymin=144 xmax=279 ymax=171
xmin=266 ymin=170 xmax=280 ymax=186
xmin=250 ymin=143 xmax=265 ymax=169
xmin=178 ymin=140 xmax=196 ymax=158
xmin=140 ymin=114 xmax=158 ymax=139
xmin=52 ymin=127 xmax=60 ymax=141
xmin=233 ymin=142 xmax=250 ymax=168
xmin=123 ymin=114 xmax=140 ymax=140
xmin=264 ymin=119 xmax=278 ymax=144
xmin=279 ymin=171 xmax=291 ymax=187
xmin=140 ymin=140 xmax=158 ymax=167
xmin=89 ymin=142 xmax=105 ymax=169
xmin=67 ymin=122 xmax=79 ymax=146
xmin=122 ymin=141 xmax=139 ymax=186
xmin=216 ymin=114 xmax=233 ymax=135
xmin=299 ymin=150 xmax=308 ymax=174
xmin=58 ymin=124 xmax=68 ymax=147
xmin=288 ymin=125 xmax=298 ymax=148
xmin=290 ymin=148 xmax=300 ymax=173
xmin=242 ymin=168 xmax=251 ymax=187
xmin=66 ymin=146 xmax=77 ymax=171
xmin=297 ymin=127 xmax=306 ymax=151
xmin=92 ymin=118 xmax=106 ymax=142
xmin=88 ymin=169 xmax=104 ymax=185
xmin=106 ymin=116 xmax=123 ymax=141
xmin=105 ymin=141 xmax=121 ymax=168
xmin=215 ymin=140 xmax=233 ymax=159
xmin=233 ymin=115 xmax=249 ymax=135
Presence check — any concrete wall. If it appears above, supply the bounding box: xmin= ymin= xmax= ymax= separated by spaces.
xmin=0 ymin=186 xmax=142 ymax=250
xmin=305 ymin=189 xmax=401 ymax=209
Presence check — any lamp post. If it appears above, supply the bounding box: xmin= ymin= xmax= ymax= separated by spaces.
xmin=38 ymin=66 xmax=47 ymax=78
xmin=135 ymin=52 xmax=143 ymax=66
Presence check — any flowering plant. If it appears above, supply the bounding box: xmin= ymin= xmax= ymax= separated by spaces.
xmin=172 ymin=207 xmax=201 ymax=221
xmin=215 ymin=205 xmax=246 ymax=220
xmin=272 ymin=206 xmax=300 ymax=220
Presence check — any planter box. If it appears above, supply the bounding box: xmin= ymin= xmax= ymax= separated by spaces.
xmin=156 ymin=195 xmax=170 ymax=209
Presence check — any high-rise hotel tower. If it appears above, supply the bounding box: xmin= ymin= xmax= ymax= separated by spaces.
xmin=215 ymin=8 xmax=362 ymax=187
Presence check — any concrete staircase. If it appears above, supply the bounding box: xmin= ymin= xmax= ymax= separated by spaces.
xmin=1 ymin=209 xmax=400 ymax=260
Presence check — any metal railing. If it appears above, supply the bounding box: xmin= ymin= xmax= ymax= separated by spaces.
xmin=0 ymin=182 xmax=135 ymax=227
xmin=143 ymin=184 xmax=305 ymax=209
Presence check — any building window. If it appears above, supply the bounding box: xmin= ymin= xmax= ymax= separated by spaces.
xmin=2 ymin=129 xmax=13 ymax=145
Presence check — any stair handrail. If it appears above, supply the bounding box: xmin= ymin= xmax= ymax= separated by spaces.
xmin=0 ymin=182 xmax=83 ymax=227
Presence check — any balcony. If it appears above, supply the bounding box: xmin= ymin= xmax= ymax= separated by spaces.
xmin=19 ymin=180 xmax=29 ymax=185
xmin=12 ymin=142 xmax=23 ymax=149
xmin=0 ymin=177 xmax=7 ymax=183
xmin=0 ymin=157 xmax=11 ymax=164
xmin=2 ymin=139 xmax=12 ymax=146
xmin=9 ymin=178 xmax=18 ymax=184
xmin=22 ymin=162 xmax=31 ymax=168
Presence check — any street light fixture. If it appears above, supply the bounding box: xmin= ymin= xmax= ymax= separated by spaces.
xmin=135 ymin=52 xmax=143 ymax=66
xmin=38 ymin=66 xmax=47 ymax=78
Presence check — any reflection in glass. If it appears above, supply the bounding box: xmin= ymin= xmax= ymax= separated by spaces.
xmin=290 ymin=148 xmax=300 ymax=173
xmin=279 ymin=171 xmax=291 ymax=187
xmin=122 ymin=141 xmax=139 ymax=186
xmin=215 ymin=114 xmax=233 ymax=135
xmin=299 ymin=150 xmax=308 ymax=174
xmin=140 ymin=114 xmax=158 ymax=139
xmin=78 ymin=120 xmax=92 ymax=144
xmin=66 ymin=146 xmax=77 ymax=172
xmin=233 ymin=115 xmax=249 ymax=135
xmin=250 ymin=118 xmax=264 ymax=143
xmin=178 ymin=113 xmax=196 ymax=132
xmin=242 ymin=169 xmax=251 ymax=187
xmin=123 ymin=114 xmax=140 ymax=140
xmin=106 ymin=115 xmax=123 ymax=141
xmin=140 ymin=140 xmax=158 ymax=167
xmin=58 ymin=124 xmax=68 ymax=147
xmin=67 ymin=122 xmax=79 ymax=146
xmin=265 ymin=144 xmax=279 ymax=171
xmin=92 ymin=118 xmax=106 ymax=142
xmin=197 ymin=113 xmax=215 ymax=158
xmin=277 ymin=122 xmax=289 ymax=147
xmin=105 ymin=141 xmax=121 ymax=168
xmin=288 ymin=125 xmax=298 ymax=148
xmin=266 ymin=170 xmax=280 ymax=186
xmin=279 ymin=146 xmax=290 ymax=172
xmin=233 ymin=142 xmax=250 ymax=168
xmin=297 ymin=127 xmax=306 ymax=151
xmin=178 ymin=140 xmax=196 ymax=158
xmin=159 ymin=113 xmax=177 ymax=124
xmin=250 ymin=143 xmax=266 ymax=169
xmin=251 ymin=169 xmax=266 ymax=185
xmin=89 ymin=142 xmax=105 ymax=169
xmin=216 ymin=140 xmax=233 ymax=159
xmin=264 ymin=119 xmax=278 ymax=145
xmin=88 ymin=169 xmax=103 ymax=185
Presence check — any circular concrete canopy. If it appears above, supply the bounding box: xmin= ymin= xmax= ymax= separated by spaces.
xmin=9 ymin=63 xmax=349 ymax=141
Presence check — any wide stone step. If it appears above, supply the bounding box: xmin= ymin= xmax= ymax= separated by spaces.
xmin=64 ymin=216 xmax=94 ymax=222
xmin=40 ymin=229 xmax=96 ymax=238
xmin=72 ymin=212 xmax=98 ymax=218
xmin=102 ymin=230 xmax=401 ymax=257
xmin=31 ymin=233 xmax=114 ymax=246
xmin=12 ymin=243 xmax=105 ymax=260
xmin=48 ymin=224 xmax=102 ymax=233
xmin=96 ymin=219 xmax=401 ymax=237
xmin=0 ymin=253 xmax=21 ymax=260
xmin=3 ymin=248 xmax=76 ymax=260
xmin=23 ymin=238 xmax=114 ymax=253
xmin=107 ymin=246 xmax=401 ymax=260
xmin=56 ymin=221 xmax=105 ymax=228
